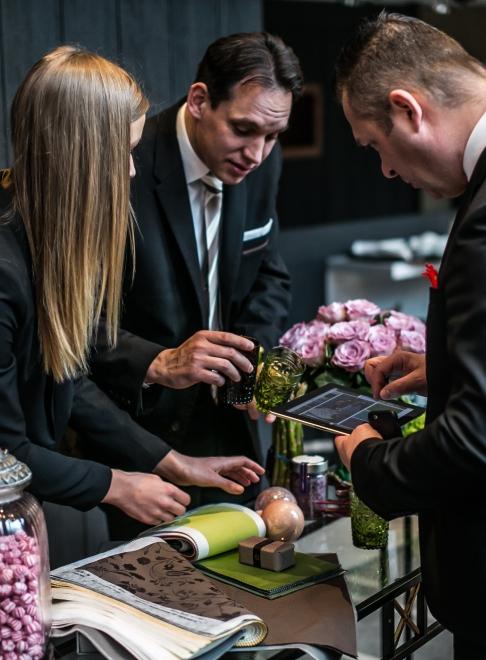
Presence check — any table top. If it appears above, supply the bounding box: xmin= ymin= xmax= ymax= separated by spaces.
xmin=295 ymin=514 xmax=420 ymax=610
xmin=50 ymin=514 xmax=420 ymax=658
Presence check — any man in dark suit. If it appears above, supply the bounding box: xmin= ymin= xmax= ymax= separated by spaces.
xmin=333 ymin=13 xmax=486 ymax=660
xmin=91 ymin=32 xmax=303 ymax=523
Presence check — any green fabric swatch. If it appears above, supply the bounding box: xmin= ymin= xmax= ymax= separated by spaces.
xmin=143 ymin=504 xmax=265 ymax=559
xmin=196 ymin=550 xmax=344 ymax=599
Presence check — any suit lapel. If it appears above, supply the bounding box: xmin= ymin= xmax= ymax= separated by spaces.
xmin=152 ymin=107 xmax=207 ymax=322
xmin=220 ymin=181 xmax=247 ymax=326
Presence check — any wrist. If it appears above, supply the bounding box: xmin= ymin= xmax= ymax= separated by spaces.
xmin=101 ymin=469 xmax=126 ymax=507
xmin=154 ymin=450 xmax=187 ymax=484
xmin=145 ymin=348 xmax=173 ymax=386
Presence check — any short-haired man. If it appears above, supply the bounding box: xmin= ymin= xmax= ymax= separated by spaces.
xmin=333 ymin=13 xmax=486 ymax=659
xmin=91 ymin=32 xmax=303 ymax=533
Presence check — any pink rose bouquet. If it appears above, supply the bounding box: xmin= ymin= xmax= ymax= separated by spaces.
xmin=280 ymin=298 xmax=426 ymax=390
xmin=270 ymin=299 xmax=426 ymax=487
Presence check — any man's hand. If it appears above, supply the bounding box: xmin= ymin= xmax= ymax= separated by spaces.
xmin=155 ymin=450 xmax=265 ymax=496
xmin=335 ymin=423 xmax=383 ymax=470
xmin=102 ymin=469 xmax=191 ymax=525
xmin=365 ymin=351 xmax=427 ymax=400
xmin=145 ymin=331 xmax=255 ymax=389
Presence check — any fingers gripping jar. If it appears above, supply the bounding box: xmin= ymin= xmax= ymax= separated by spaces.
xmin=0 ymin=450 xmax=51 ymax=659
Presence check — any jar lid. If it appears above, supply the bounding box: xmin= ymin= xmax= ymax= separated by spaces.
xmin=291 ymin=454 xmax=328 ymax=474
xmin=0 ymin=450 xmax=31 ymax=491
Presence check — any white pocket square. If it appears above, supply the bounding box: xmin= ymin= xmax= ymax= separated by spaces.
xmin=243 ymin=218 xmax=274 ymax=242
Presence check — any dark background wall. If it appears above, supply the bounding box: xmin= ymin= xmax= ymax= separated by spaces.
xmin=0 ymin=0 xmax=263 ymax=168
xmin=2 ymin=0 xmax=486 ymax=231
xmin=265 ymin=1 xmax=420 ymax=228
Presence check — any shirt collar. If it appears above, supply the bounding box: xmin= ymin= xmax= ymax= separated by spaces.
xmin=176 ymin=103 xmax=212 ymax=185
xmin=463 ymin=111 xmax=486 ymax=181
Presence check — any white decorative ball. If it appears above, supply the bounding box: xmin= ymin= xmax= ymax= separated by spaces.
xmin=255 ymin=486 xmax=296 ymax=514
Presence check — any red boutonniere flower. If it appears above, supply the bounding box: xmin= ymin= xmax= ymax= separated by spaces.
xmin=422 ymin=263 xmax=439 ymax=289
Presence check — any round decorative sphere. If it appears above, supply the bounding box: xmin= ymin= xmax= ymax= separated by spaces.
xmin=255 ymin=486 xmax=296 ymax=514
xmin=261 ymin=500 xmax=305 ymax=542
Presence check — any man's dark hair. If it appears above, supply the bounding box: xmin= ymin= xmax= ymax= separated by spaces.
xmin=334 ymin=11 xmax=485 ymax=133
xmin=195 ymin=31 xmax=303 ymax=107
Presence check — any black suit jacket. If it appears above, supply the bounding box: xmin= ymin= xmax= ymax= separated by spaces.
xmin=91 ymin=103 xmax=291 ymax=461
xmin=351 ymin=148 xmax=486 ymax=640
xmin=0 ymin=188 xmax=170 ymax=510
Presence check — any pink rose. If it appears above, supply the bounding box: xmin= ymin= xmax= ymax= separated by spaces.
xmin=344 ymin=299 xmax=381 ymax=321
xmin=328 ymin=320 xmax=370 ymax=344
xmin=331 ymin=339 xmax=371 ymax=373
xmin=411 ymin=318 xmax=426 ymax=336
xmin=398 ymin=330 xmax=426 ymax=353
xmin=301 ymin=320 xmax=329 ymax=366
xmin=299 ymin=342 xmax=324 ymax=366
xmin=279 ymin=322 xmax=310 ymax=352
xmin=367 ymin=325 xmax=397 ymax=357
xmin=317 ymin=302 xmax=347 ymax=323
xmin=349 ymin=320 xmax=371 ymax=340
xmin=280 ymin=320 xmax=329 ymax=366
xmin=328 ymin=321 xmax=357 ymax=344
xmin=385 ymin=311 xmax=420 ymax=332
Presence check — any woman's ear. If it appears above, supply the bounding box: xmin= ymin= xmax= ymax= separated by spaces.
xmin=389 ymin=89 xmax=423 ymax=132
xmin=186 ymin=82 xmax=209 ymax=120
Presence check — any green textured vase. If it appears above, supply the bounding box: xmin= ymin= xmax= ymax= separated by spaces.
xmin=350 ymin=490 xmax=389 ymax=550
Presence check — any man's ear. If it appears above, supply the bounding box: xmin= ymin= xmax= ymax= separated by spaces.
xmin=388 ymin=89 xmax=423 ymax=132
xmin=187 ymin=82 xmax=209 ymax=120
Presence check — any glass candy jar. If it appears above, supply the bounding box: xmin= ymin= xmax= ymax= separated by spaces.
xmin=290 ymin=455 xmax=328 ymax=520
xmin=0 ymin=450 xmax=51 ymax=658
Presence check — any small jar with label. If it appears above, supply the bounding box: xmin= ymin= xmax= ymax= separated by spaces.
xmin=290 ymin=455 xmax=328 ymax=520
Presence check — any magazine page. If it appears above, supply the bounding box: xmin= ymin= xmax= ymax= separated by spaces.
xmin=51 ymin=536 xmax=267 ymax=658
xmin=140 ymin=503 xmax=266 ymax=561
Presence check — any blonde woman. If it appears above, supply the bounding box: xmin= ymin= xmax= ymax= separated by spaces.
xmin=0 ymin=45 xmax=263 ymax=526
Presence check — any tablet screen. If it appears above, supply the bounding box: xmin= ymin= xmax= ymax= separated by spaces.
xmin=271 ymin=384 xmax=423 ymax=434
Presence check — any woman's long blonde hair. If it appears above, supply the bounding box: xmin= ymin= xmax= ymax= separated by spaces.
xmin=9 ymin=45 xmax=148 ymax=382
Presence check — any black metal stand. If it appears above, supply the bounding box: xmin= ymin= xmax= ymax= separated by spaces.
xmin=357 ymin=567 xmax=443 ymax=660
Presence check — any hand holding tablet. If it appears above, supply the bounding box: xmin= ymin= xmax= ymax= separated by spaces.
xmin=269 ymin=383 xmax=424 ymax=436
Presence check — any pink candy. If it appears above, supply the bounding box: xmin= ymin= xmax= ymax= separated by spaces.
xmin=1 ymin=568 xmax=14 ymax=583
xmin=0 ymin=531 xmax=44 ymax=656
xmin=23 ymin=555 xmax=38 ymax=568
xmin=19 ymin=593 xmax=33 ymax=604
xmin=2 ymin=599 xmax=16 ymax=613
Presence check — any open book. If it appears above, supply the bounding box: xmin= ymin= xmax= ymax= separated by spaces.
xmin=139 ymin=503 xmax=266 ymax=560
xmin=51 ymin=536 xmax=267 ymax=660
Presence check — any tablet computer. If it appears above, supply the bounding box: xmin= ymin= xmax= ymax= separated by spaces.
xmin=270 ymin=383 xmax=424 ymax=435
